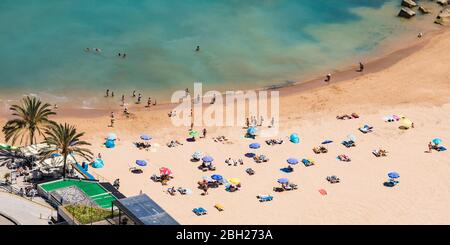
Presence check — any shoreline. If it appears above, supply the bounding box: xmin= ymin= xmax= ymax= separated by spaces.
xmin=0 ymin=23 xmax=447 ymax=117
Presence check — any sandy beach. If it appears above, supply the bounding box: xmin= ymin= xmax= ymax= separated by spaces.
xmin=1 ymin=26 xmax=450 ymax=225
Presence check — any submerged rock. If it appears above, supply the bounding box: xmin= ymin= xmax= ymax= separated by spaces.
xmin=437 ymin=0 xmax=448 ymax=7
xmin=398 ymin=7 xmax=416 ymax=18
xmin=435 ymin=8 xmax=450 ymax=25
xmin=418 ymin=6 xmax=431 ymax=14
xmin=402 ymin=0 xmax=417 ymax=8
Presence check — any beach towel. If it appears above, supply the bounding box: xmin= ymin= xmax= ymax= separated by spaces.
xmin=319 ymin=189 xmax=327 ymax=196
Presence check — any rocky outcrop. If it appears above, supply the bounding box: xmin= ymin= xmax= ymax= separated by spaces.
xmin=418 ymin=6 xmax=431 ymax=14
xmin=437 ymin=0 xmax=448 ymax=6
xmin=435 ymin=8 xmax=450 ymax=25
xmin=402 ymin=0 xmax=417 ymax=8
xmin=398 ymin=7 xmax=416 ymax=18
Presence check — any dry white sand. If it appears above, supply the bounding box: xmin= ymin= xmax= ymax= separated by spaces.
xmin=1 ymin=28 xmax=450 ymax=225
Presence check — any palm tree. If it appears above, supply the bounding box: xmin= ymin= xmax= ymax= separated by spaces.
xmin=40 ymin=123 xmax=93 ymax=178
xmin=2 ymin=96 xmax=56 ymax=146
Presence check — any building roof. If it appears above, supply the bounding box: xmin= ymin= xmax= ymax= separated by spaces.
xmin=113 ymin=194 xmax=179 ymax=225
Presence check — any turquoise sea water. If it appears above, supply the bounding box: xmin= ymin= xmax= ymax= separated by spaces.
xmin=0 ymin=0 xmax=432 ymax=104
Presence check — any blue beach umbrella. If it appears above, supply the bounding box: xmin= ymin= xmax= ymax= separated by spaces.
xmin=388 ymin=172 xmax=400 ymax=179
xmin=278 ymin=178 xmax=289 ymax=184
xmin=107 ymin=133 xmax=117 ymax=141
xmin=202 ymin=156 xmax=214 ymax=163
xmin=92 ymin=159 xmax=104 ymax=169
xmin=290 ymin=133 xmax=299 ymax=144
xmin=140 ymin=134 xmax=152 ymax=141
xmin=247 ymin=127 xmax=257 ymax=135
xmin=136 ymin=160 xmax=147 ymax=167
xmin=105 ymin=140 xmax=115 ymax=149
xmin=432 ymin=138 xmax=442 ymax=145
xmin=287 ymin=158 xmax=299 ymax=165
xmin=322 ymin=140 xmax=333 ymax=145
xmin=211 ymin=174 xmax=223 ymax=181
xmin=249 ymin=143 xmax=261 ymax=149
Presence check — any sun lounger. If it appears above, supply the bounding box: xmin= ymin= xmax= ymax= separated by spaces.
xmin=359 ymin=125 xmax=373 ymax=134
xmin=313 ymin=146 xmax=328 ymax=154
xmin=193 ymin=207 xmax=208 ymax=216
xmin=257 ymin=195 xmax=274 ymax=202
xmin=215 ymin=204 xmax=224 ymax=211
xmin=246 ymin=168 xmax=255 ymax=175
xmin=372 ymin=149 xmax=388 ymax=157
xmin=273 ymin=187 xmax=284 ymax=192
xmin=342 ymin=140 xmax=355 ymax=148
xmin=302 ymin=158 xmax=314 ymax=167
xmin=326 ymin=175 xmax=340 ymax=184
xmin=337 ymin=154 xmax=351 ymax=162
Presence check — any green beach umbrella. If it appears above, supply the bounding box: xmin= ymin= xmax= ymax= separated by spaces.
xmin=189 ymin=130 xmax=199 ymax=138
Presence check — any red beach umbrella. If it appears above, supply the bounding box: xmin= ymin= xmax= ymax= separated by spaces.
xmin=160 ymin=167 xmax=172 ymax=175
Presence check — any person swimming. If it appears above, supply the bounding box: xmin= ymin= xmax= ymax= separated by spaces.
xmin=195 ymin=46 xmax=200 ymax=52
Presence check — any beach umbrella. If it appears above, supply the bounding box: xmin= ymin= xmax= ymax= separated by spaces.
xmin=189 ymin=130 xmax=199 ymax=138
xmin=287 ymin=158 xmax=299 ymax=165
xmin=192 ymin=151 xmax=202 ymax=159
xmin=321 ymin=140 xmax=333 ymax=145
xmin=105 ymin=140 xmax=115 ymax=149
xmin=228 ymin=178 xmax=240 ymax=185
xmin=388 ymin=172 xmax=400 ymax=179
xmin=140 ymin=134 xmax=152 ymax=141
xmin=107 ymin=133 xmax=117 ymax=141
xmin=432 ymin=138 xmax=442 ymax=145
xmin=277 ymin=178 xmax=289 ymax=184
xmin=202 ymin=156 xmax=214 ymax=163
xmin=92 ymin=159 xmax=104 ymax=169
xmin=290 ymin=133 xmax=300 ymax=144
xmin=399 ymin=117 xmax=413 ymax=128
xmin=160 ymin=167 xmax=172 ymax=175
xmin=249 ymin=143 xmax=261 ymax=149
xmin=135 ymin=160 xmax=147 ymax=167
xmin=347 ymin=134 xmax=356 ymax=142
xmin=211 ymin=174 xmax=223 ymax=181
xmin=247 ymin=127 xmax=257 ymax=136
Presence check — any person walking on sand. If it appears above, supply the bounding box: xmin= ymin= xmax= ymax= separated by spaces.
xmin=111 ymin=91 xmax=114 ymax=97
xmin=153 ymin=99 xmax=157 ymax=106
xmin=98 ymin=153 xmax=102 ymax=159
xmin=428 ymin=141 xmax=433 ymax=153
xmin=270 ymin=117 xmax=275 ymax=128
xmin=359 ymin=62 xmax=364 ymax=72
xmin=259 ymin=116 xmax=264 ymax=126
xmin=132 ymin=90 xmax=136 ymax=98
xmin=110 ymin=118 xmax=115 ymax=127
xmin=202 ymin=128 xmax=207 ymax=138
xmin=147 ymin=97 xmax=151 ymax=108
xmin=106 ymin=89 xmax=110 ymax=97
xmin=246 ymin=118 xmax=250 ymax=128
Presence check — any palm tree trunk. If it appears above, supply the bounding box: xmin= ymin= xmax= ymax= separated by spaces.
xmin=30 ymin=129 xmax=34 ymax=145
xmin=62 ymin=154 xmax=67 ymax=178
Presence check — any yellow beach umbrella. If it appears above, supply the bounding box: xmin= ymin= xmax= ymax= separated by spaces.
xmin=228 ymin=178 xmax=240 ymax=185
xmin=400 ymin=117 xmax=413 ymax=129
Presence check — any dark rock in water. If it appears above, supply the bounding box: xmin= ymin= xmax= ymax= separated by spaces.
xmin=437 ymin=0 xmax=448 ymax=6
xmin=418 ymin=6 xmax=431 ymax=14
xmin=435 ymin=8 xmax=450 ymax=25
xmin=401 ymin=0 xmax=417 ymax=8
xmin=398 ymin=7 xmax=416 ymax=19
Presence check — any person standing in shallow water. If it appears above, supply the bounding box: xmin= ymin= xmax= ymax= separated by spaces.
xmin=325 ymin=74 xmax=331 ymax=83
